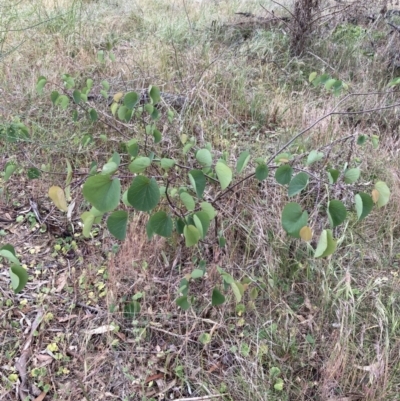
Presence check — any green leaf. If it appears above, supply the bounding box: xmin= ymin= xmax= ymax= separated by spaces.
xmin=314 ymin=229 xmax=337 ymax=258
xmin=101 ymin=80 xmax=109 ymax=90
xmin=27 ymin=168 xmax=41 ymax=179
xmin=149 ymin=86 xmax=161 ymax=104
xmin=306 ymin=150 xmax=324 ymax=165
xmin=151 ymin=108 xmax=160 ymax=121
xmin=231 ymin=282 xmax=242 ymax=302
xmin=274 ymin=152 xmax=291 ymax=164
xmin=184 ymin=225 xmax=200 ymax=247
xmin=196 ymin=149 xmax=213 ymax=167
xmin=282 ymin=202 xmax=308 ymax=238
xmin=176 ymin=295 xmax=191 ymax=310
xmin=180 ymin=192 xmax=195 ymax=211
xmin=147 ymin=211 xmax=173 ymax=237
xmin=56 ymin=95 xmax=69 ymax=110
xmin=124 ymin=301 xmax=141 ymax=318
xmin=144 ymin=103 xmax=154 ymax=114
xmin=288 ymin=172 xmax=309 ymax=197
xmin=374 ymin=181 xmax=390 ymax=207
xmin=191 ymin=269 xmax=204 ymax=279
xmin=275 ymin=165 xmax=293 ymax=185
xmin=255 ymin=163 xmax=269 ymax=181
xmin=123 ymin=91 xmax=139 ymax=109
xmin=89 ymin=108 xmax=98 ymax=122
xmin=357 ymin=135 xmax=367 ymax=146
xmin=193 ymin=211 xmax=210 ymax=239
xmin=81 ymin=212 xmax=95 ymax=238
xmin=72 ymin=89 xmax=81 ymax=104
xmin=4 ymin=162 xmax=17 ymax=181
xmin=344 ymin=168 xmax=360 ymax=184
xmin=201 ymin=202 xmax=216 ymax=219
xmin=325 ymin=78 xmax=337 ymax=90
xmin=101 ymin=161 xmax=118 ymax=175
xmin=83 ymin=174 xmax=121 ymax=212
xmin=129 ymin=157 xmax=151 ymax=173
xmin=10 ymin=264 xmax=28 ymax=293
xmin=127 ymin=140 xmax=139 ymax=157
xmin=309 ymin=72 xmax=317 ymax=82
xmin=371 ymin=135 xmax=379 ymax=149
xmin=161 ymin=158 xmax=175 ymax=170
xmin=153 ymin=129 xmax=162 ymax=143
xmin=0 ymin=246 xmax=19 ymax=265
xmin=236 ymin=150 xmax=250 ymax=173
xmin=117 ymin=105 xmax=131 ymax=122
xmin=199 ymin=332 xmax=211 ymax=345
xmin=212 ymin=288 xmax=225 ymax=306
xmin=274 ymin=378 xmax=284 ymax=391
xmin=189 ymin=170 xmax=206 ymax=199
xmin=328 ymin=200 xmax=347 ymax=227
xmin=128 ymin=176 xmax=160 ymax=212
xmin=328 ymin=169 xmax=339 ymax=184
xmin=215 ymin=161 xmax=232 ymax=190
xmin=36 ymin=76 xmax=47 ymax=94
xmin=250 ymin=287 xmax=258 ymax=300
xmin=51 ymin=91 xmax=59 ymax=104
xmin=107 ymin=210 xmax=128 ymax=240
xmin=355 ymin=193 xmax=374 ymax=221
xmin=175 ymin=218 xmax=185 ymax=235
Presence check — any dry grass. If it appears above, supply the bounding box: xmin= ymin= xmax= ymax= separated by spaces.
xmin=1 ymin=0 xmax=400 ymax=400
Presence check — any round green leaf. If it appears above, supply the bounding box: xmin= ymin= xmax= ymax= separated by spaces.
xmin=189 ymin=170 xmax=206 ymax=199
xmin=275 ymin=165 xmax=293 ymax=185
xmin=212 ymin=288 xmax=226 ymax=306
xmin=123 ymin=91 xmax=139 ymax=109
xmin=201 ymin=202 xmax=216 ymax=219
xmin=184 ymin=225 xmax=200 ymax=247
xmin=107 ymin=210 xmax=128 ymax=240
xmin=147 ymin=211 xmax=173 ymax=237
xmin=180 ymin=191 xmax=195 ymax=211
xmin=127 ymin=176 xmax=160 ymax=212
xmin=328 ymin=169 xmax=339 ymax=184
xmin=236 ymin=150 xmax=251 ymax=174
xmin=27 ymin=167 xmax=41 ymax=179
xmin=191 ymin=269 xmax=204 ymax=279
xmin=215 ymin=161 xmax=232 ymax=190
xmin=288 ymin=172 xmax=309 ymax=197
xmin=83 ymin=175 xmax=121 ymax=212
xmin=4 ymin=163 xmax=17 ymax=181
xmin=355 ymin=193 xmax=374 ymax=220
xmin=161 ymin=158 xmax=175 ymax=170
xmin=357 ymin=135 xmax=367 ymax=146
xmin=281 ymin=202 xmax=308 ymax=238
xmin=306 ymin=150 xmax=324 ymax=165
xmin=149 ymin=86 xmax=161 ymax=104
xmin=72 ymin=89 xmax=81 ymax=104
xmin=199 ymin=332 xmax=211 ymax=345
xmin=375 ymin=181 xmax=390 ymax=207
xmin=344 ymin=168 xmax=360 ymax=184
xmin=50 ymin=91 xmax=59 ymax=105
xmin=314 ymin=229 xmax=337 ymax=258
xmin=328 ymin=200 xmax=347 ymax=227
xmin=153 ymin=129 xmax=162 ymax=143
xmin=36 ymin=76 xmax=47 ymax=94
xmin=176 ymin=295 xmax=190 ymax=310
xmin=0 ymin=246 xmax=19 ymax=265
xmin=56 ymin=95 xmax=69 ymax=110
xmin=129 ymin=157 xmax=151 ymax=173
xmin=10 ymin=264 xmax=28 ymax=293
xmin=255 ymin=163 xmax=269 ymax=181
xmin=89 ymin=108 xmax=98 ymax=122
xmin=196 ymin=149 xmax=213 ymax=167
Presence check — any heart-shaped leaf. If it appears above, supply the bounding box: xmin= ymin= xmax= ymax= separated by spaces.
xmin=127 ymin=176 xmax=160 ymax=212
xmin=83 ymin=175 xmax=121 ymax=212
xmin=107 ymin=210 xmax=128 ymax=240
